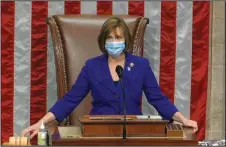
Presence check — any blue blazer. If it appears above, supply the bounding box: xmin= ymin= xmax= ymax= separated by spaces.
xmin=49 ymin=52 xmax=178 ymax=122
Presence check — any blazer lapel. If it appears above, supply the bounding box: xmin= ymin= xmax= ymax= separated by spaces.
xmin=122 ymin=53 xmax=139 ymax=84
xmin=93 ymin=53 xmax=139 ymax=94
xmin=93 ymin=54 xmax=117 ymax=94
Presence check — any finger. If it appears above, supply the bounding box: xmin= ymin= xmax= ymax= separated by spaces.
xmin=193 ymin=127 xmax=198 ymax=133
xmin=195 ymin=122 xmax=198 ymax=128
xmin=193 ymin=122 xmax=198 ymax=128
xmin=21 ymin=127 xmax=31 ymax=136
xmin=193 ymin=125 xmax=198 ymax=133
xmin=190 ymin=121 xmax=197 ymax=127
xmin=30 ymin=130 xmax=38 ymax=139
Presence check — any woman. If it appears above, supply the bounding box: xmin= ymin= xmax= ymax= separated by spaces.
xmin=22 ymin=16 xmax=198 ymax=138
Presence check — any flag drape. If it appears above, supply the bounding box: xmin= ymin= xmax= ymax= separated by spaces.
xmin=1 ymin=1 xmax=209 ymax=143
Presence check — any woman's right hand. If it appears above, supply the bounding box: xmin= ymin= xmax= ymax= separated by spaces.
xmin=21 ymin=121 xmax=41 ymax=139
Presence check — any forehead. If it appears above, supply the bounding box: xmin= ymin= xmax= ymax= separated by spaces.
xmin=108 ymin=27 xmax=124 ymax=36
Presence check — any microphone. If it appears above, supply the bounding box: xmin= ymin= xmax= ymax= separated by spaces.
xmin=116 ymin=65 xmax=123 ymax=79
xmin=115 ymin=65 xmax=126 ymax=140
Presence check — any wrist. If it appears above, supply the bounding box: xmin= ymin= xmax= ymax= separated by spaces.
xmin=37 ymin=120 xmax=42 ymax=126
xmin=173 ymin=111 xmax=188 ymax=124
xmin=37 ymin=119 xmax=45 ymax=125
xmin=181 ymin=117 xmax=188 ymax=125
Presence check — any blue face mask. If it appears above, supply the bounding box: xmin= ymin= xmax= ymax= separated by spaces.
xmin=105 ymin=41 xmax=125 ymax=57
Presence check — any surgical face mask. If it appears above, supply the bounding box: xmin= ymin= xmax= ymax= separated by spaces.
xmin=105 ymin=41 xmax=125 ymax=57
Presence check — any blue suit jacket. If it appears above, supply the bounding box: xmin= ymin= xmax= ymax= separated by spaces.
xmin=49 ymin=52 xmax=178 ymax=122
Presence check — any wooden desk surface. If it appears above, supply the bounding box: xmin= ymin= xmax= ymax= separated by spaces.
xmin=47 ymin=121 xmax=198 ymax=146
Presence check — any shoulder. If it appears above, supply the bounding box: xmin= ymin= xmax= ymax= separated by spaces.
xmin=84 ymin=54 xmax=106 ymax=67
xmin=127 ymin=53 xmax=150 ymax=66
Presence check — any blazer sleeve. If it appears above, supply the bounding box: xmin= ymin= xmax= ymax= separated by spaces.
xmin=49 ymin=61 xmax=90 ymax=123
xmin=142 ymin=59 xmax=179 ymax=120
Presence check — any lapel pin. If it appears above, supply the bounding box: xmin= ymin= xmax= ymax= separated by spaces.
xmin=129 ymin=62 xmax=134 ymax=68
xmin=127 ymin=67 xmax=131 ymax=71
xmin=127 ymin=62 xmax=134 ymax=71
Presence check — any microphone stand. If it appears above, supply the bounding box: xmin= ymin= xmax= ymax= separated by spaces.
xmin=119 ymin=78 xmax=126 ymax=140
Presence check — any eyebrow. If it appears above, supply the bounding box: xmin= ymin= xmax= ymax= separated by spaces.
xmin=107 ymin=34 xmax=123 ymax=37
xmin=115 ymin=34 xmax=123 ymax=37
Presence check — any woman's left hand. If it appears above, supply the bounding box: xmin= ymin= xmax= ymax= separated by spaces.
xmin=182 ymin=119 xmax=198 ymax=133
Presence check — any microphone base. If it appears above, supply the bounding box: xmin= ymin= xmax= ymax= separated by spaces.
xmin=122 ymin=137 xmax=127 ymax=140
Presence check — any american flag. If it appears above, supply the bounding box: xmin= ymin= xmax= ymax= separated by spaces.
xmin=1 ymin=1 xmax=209 ymax=143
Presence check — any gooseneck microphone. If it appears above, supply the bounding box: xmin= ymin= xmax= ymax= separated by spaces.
xmin=115 ymin=65 xmax=126 ymax=140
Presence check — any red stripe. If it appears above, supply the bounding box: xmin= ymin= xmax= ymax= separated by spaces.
xmin=30 ymin=1 xmax=48 ymax=144
xmin=1 ymin=1 xmax=15 ymax=144
xmin=97 ymin=1 xmax=112 ymax=15
xmin=159 ymin=2 xmax=177 ymax=103
xmin=65 ymin=1 xmax=81 ymax=14
xmin=191 ymin=1 xmax=210 ymax=140
xmin=128 ymin=1 xmax=144 ymax=17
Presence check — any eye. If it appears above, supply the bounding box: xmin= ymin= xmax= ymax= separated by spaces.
xmin=116 ymin=35 xmax=123 ymax=39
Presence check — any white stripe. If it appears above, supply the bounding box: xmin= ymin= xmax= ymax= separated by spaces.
xmin=81 ymin=1 xmax=97 ymax=14
xmin=142 ymin=1 xmax=161 ymax=115
xmin=174 ymin=1 xmax=193 ymax=119
xmin=113 ymin=1 xmax=128 ymax=15
xmin=47 ymin=1 xmax=65 ymax=111
xmin=14 ymin=1 xmax=31 ymax=136
xmin=144 ymin=1 xmax=161 ymax=84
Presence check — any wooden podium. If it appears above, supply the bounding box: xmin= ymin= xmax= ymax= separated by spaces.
xmin=50 ymin=115 xmax=198 ymax=146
